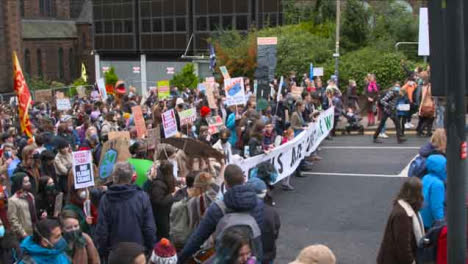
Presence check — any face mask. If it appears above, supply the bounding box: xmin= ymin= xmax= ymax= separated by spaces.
xmin=394 ymin=86 xmax=401 ymax=92
xmin=45 ymin=185 xmax=55 ymax=193
xmin=0 ymin=226 xmax=5 ymax=238
xmin=22 ymin=183 xmax=32 ymax=192
xmin=63 ymin=229 xmax=84 ymax=244
xmin=78 ymin=191 xmax=87 ymax=200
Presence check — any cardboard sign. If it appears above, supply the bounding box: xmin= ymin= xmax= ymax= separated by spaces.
xmin=197 ymin=83 xmax=206 ymax=93
xmin=77 ymin=86 xmax=87 ymax=98
xmin=132 ymin=106 xmax=147 ymax=138
xmin=55 ymin=91 xmax=65 ymax=99
xmin=56 ymin=98 xmax=72 ymax=111
xmin=97 ymin=78 xmax=108 ymax=101
xmin=220 ymin=66 xmax=231 ymax=79
xmin=158 ymin=80 xmax=170 ymax=100
xmin=162 ymin=109 xmax=178 ymax=138
xmin=108 ymin=131 xmax=131 ymax=141
xmin=179 ymin=108 xmax=197 ymax=126
xmin=145 ymin=127 xmax=160 ymax=150
xmin=207 ymin=116 xmax=224 ymax=134
xmin=313 ymin=67 xmax=324 ymax=77
xmin=224 ymin=77 xmax=246 ymax=106
xmin=205 ymin=77 xmax=215 ymax=83
xmin=34 ymin=89 xmax=53 ymax=102
xmin=72 ymin=150 xmax=95 ymax=189
xmin=291 ymin=86 xmax=304 ymax=99
xmin=205 ymin=82 xmax=218 ymax=109
xmin=53 ymin=192 xmax=63 ymax=217
xmin=99 ymin=148 xmax=118 ymax=180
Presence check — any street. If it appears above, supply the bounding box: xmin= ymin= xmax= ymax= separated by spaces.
xmin=274 ymin=134 xmax=428 ymax=264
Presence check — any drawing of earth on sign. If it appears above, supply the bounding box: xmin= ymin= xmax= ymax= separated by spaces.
xmin=227 ymin=82 xmax=242 ymax=96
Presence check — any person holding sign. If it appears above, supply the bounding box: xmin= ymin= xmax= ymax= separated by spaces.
xmin=63 ymin=188 xmax=96 ymax=236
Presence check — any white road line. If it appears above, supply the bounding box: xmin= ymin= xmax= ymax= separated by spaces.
xmin=302 ymin=172 xmax=407 ymax=178
xmin=321 ymin=146 xmax=420 ymax=150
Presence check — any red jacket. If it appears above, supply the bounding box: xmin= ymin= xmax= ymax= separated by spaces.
xmin=436 ymin=226 xmax=468 ymax=264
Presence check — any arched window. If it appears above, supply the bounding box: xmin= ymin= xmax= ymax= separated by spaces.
xmin=37 ymin=49 xmax=42 ymax=77
xmin=68 ymin=48 xmax=74 ymax=80
xmin=20 ymin=0 xmax=25 ymax=17
xmin=24 ymin=49 xmax=31 ymax=76
xmin=39 ymin=0 xmax=44 ymax=15
xmin=58 ymin=48 xmax=64 ymax=79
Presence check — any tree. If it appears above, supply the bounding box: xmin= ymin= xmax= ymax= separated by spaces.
xmin=104 ymin=67 xmax=118 ymax=86
xmin=341 ymin=0 xmax=371 ymax=51
xmin=170 ymin=63 xmax=199 ymax=90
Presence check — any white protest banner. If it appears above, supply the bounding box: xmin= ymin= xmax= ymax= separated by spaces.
xmin=224 ymin=77 xmax=246 ymax=106
xmin=179 ymin=108 xmax=197 ymax=126
xmin=72 ymin=150 xmax=95 ymax=189
xmin=313 ymin=67 xmax=324 ymax=77
xmin=162 ymin=109 xmax=178 ymax=138
xmin=220 ymin=66 xmax=230 ymax=79
xmin=56 ymin=98 xmax=72 ymax=111
xmin=232 ymin=107 xmax=335 ymax=183
xmin=97 ymin=78 xmax=108 ymax=101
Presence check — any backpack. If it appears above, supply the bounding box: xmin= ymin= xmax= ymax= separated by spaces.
xmin=213 ymin=200 xmax=263 ymax=262
xmin=169 ymin=198 xmax=193 ymax=249
xmin=408 ymin=155 xmax=427 ymax=178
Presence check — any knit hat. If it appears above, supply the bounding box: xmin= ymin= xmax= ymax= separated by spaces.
xmin=150 ymin=238 xmax=177 ymax=264
xmin=193 ymin=172 xmax=214 ymax=189
xmin=200 ymin=106 xmax=211 ymax=117
xmin=289 ymin=244 xmax=336 ymax=264
xmin=246 ymin=177 xmax=267 ymax=199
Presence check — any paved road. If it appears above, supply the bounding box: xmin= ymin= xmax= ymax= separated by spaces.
xmin=273 ymin=134 xmax=429 ymax=264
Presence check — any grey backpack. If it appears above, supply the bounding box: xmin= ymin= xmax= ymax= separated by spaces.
xmin=169 ymin=198 xmax=192 ymax=249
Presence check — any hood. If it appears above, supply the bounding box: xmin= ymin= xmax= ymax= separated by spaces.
xmin=425 ymin=154 xmax=447 ymax=181
xmin=419 ymin=142 xmax=437 ymax=157
xmin=20 ymin=236 xmax=67 ymax=261
xmin=106 ymin=184 xmax=140 ymax=202
xmin=223 ymin=185 xmax=258 ymax=212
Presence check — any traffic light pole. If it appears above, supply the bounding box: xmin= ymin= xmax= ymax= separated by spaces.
xmin=445 ymin=0 xmax=467 ymax=263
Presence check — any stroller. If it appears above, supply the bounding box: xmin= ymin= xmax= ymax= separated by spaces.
xmin=341 ymin=111 xmax=364 ymax=135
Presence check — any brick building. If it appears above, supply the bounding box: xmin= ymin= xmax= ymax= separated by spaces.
xmin=0 ymin=0 xmax=93 ymax=93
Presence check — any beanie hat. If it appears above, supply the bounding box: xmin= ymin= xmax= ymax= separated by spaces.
xmin=200 ymin=106 xmax=211 ymax=117
xmin=289 ymin=244 xmax=336 ymax=264
xmin=11 ymin=172 xmax=28 ymax=195
xmin=246 ymin=177 xmax=267 ymax=199
xmin=193 ymin=172 xmax=214 ymax=189
xmin=150 ymin=238 xmax=177 ymax=264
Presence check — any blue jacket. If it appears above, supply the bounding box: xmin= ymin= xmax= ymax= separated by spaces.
xmin=226 ymin=112 xmax=238 ymax=146
xmin=95 ymin=184 xmax=156 ymax=257
xmin=178 ymin=184 xmax=264 ymax=263
xmin=420 ymin=154 xmax=447 ymax=228
xmin=19 ymin=236 xmax=70 ymax=264
xmin=396 ymin=96 xmax=410 ymax=117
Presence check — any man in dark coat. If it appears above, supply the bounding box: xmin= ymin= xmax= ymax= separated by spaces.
xmin=178 ymin=164 xmax=264 ymax=263
xmin=95 ymin=162 xmax=156 ymax=259
xmin=373 ymin=86 xmax=406 ymax=144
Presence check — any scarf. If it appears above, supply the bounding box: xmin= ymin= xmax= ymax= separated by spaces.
xmin=398 ymin=199 xmax=425 ymax=245
xmin=367 ymin=81 xmax=378 ymax=93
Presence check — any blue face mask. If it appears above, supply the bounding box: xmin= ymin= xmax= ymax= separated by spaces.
xmin=0 ymin=226 xmax=5 ymax=238
xmin=393 ymin=86 xmax=401 ymax=92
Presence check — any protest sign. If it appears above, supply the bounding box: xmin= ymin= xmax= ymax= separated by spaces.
xmin=108 ymin=131 xmax=130 ymax=141
xmin=99 ymin=137 xmax=131 ymax=180
xmin=207 ymin=116 xmax=224 ymax=134
xmin=291 ymin=86 xmax=304 ymax=99
xmin=205 ymin=77 xmax=215 ymax=83
xmin=132 ymin=105 xmax=147 ymax=138
xmin=220 ymin=66 xmax=231 ymax=79
xmin=97 ymin=78 xmax=108 ymax=101
xmin=145 ymin=127 xmax=160 ymax=150
xmin=205 ymin=82 xmax=217 ymax=109
xmin=53 ymin=192 xmax=63 ymax=217
xmin=34 ymin=89 xmax=52 ymax=103
xmin=72 ymin=150 xmax=95 ymax=189
xmin=179 ymin=108 xmax=197 ymax=126
xmin=197 ymin=83 xmax=206 ymax=93
xmin=162 ymin=109 xmax=178 ymax=138
xmin=232 ymin=107 xmax=335 ymax=183
xmin=128 ymin=158 xmax=153 ymax=187
xmin=56 ymin=98 xmax=71 ymax=111
xmin=313 ymin=67 xmax=324 ymax=77
xmin=55 ymin=91 xmax=65 ymax=99
xmin=224 ymin=77 xmax=246 ymax=106
xmin=77 ymin=86 xmax=87 ymax=98
xmin=157 ymin=80 xmax=170 ymax=100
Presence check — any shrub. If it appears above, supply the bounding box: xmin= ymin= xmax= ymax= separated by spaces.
xmin=104 ymin=67 xmax=118 ymax=86
xmin=170 ymin=63 xmax=199 ymax=90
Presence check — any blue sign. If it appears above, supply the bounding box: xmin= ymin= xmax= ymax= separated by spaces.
xmin=99 ymin=149 xmax=118 ymax=180
xmin=309 ymin=63 xmax=314 ymax=78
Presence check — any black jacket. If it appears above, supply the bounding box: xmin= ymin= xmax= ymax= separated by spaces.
xmin=380 ymin=90 xmax=399 ymax=115
xmin=262 ymin=204 xmax=281 ymax=263
xmin=147 ymin=178 xmax=174 ymax=240
xmin=95 ymin=184 xmax=156 ymax=257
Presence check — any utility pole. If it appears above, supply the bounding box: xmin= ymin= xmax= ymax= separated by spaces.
xmin=334 ymin=0 xmax=340 ymax=86
xmin=445 ymin=0 xmax=467 ymax=262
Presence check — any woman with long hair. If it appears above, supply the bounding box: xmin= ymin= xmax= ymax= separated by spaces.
xmin=377 ymin=177 xmax=425 ymax=264
xmin=213 ymin=227 xmax=257 ymax=264
xmin=365 ymin=74 xmax=379 ymax=127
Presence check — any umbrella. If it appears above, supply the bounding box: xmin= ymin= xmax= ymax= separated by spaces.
xmin=161 ymin=137 xmax=225 ymax=162
xmin=127 ymin=158 xmax=153 ymax=187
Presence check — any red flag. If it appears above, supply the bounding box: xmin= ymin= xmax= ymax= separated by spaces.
xmin=12 ymin=52 xmax=33 ymax=138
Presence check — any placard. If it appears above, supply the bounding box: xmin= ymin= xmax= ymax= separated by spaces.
xmin=291 ymin=86 xmax=304 ymax=99
xmin=205 ymin=77 xmax=215 ymax=83
xmin=145 ymin=127 xmax=160 ymax=150
xmin=179 ymin=108 xmax=197 ymax=126
xmin=313 ymin=67 xmax=324 ymax=77
xmin=132 ymin=106 xmax=147 ymax=138
xmin=55 ymin=91 xmax=65 ymax=99
xmin=77 ymin=86 xmax=87 ymax=98
xmin=257 ymin=37 xmax=278 ymax=45
xmin=34 ymin=89 xmax=53 ymax=103
xmin=158 ymin=80 xmax=170 ymax=100
xmin=162 ymin=109 xmax=178 ymax=138
xmin=205 ymin=82 xmax=217 ymax=109
xmin=97 ymin=78 xmax=108 ymax=101
xmin=220 ymin=66 xmax=231 ymax=79
xmin=72 ymin=150 xmax=95 ymax=189
xmin=207 ymin=116 xmax=224 ymax=135
xmin=56 ymin=98 xmax=72 ymax=111
xmin=99 ymin=148 xmax=118 ymax=180
xmin=108 ymin=131 xmax=131 ymax=141
xmin=53 ymin=192 xmax=63 ymax=217
xmin=224 ymin=77 xmax=246 ymax=106
xmin=197 ymin=83 xmax=206 ymax=93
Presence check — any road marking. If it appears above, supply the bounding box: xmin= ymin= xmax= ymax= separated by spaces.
xmin=321 ymin=146 xmax=420 ymax=150
xmin=302 ymin=172 xmax=407 ymax=178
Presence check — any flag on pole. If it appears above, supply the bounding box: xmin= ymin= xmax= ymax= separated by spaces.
xmin=309 ymin=63 xmax=314 ymax=79
xmin=209 ymin=44 xmax=216 ymax=72
xmin=12 ymin=52 xmax=33 ymax=138
xmin=81 ymin=63 xmax=88 ymax=82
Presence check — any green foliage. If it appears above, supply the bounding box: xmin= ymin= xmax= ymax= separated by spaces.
xmin=170 ymin=63 xmax=199 ymax=90
xmin=341 ymin=0 xmax=370 ymax=51
xmin=69 ymin=77 xmax=88 ymax=96
xmin=104 ymin=67 xmax=118 ymax=86
xmin=28 ymin=77 xmax=50 ymax=90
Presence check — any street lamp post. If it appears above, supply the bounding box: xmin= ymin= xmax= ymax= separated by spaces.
xmin=334 ymin=0 xmax=340 ymax=86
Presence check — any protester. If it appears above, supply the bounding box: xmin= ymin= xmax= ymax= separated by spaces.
xmin=54 ymin=138 xmax=72 ymax=194
xmin=213 ymin=129 xmax=233 ymax=164
xmin=248 ymin=121 xmax=265 ymax=157
xmin=149 ymin=238 xmax=178 ymax=264
xmin=35 ymin=176 xmax=57 ymax=220
xmin=377 ymin=177 xmax=424 ymax=264
xmin=396 ymin=88 xmax=410 ymax=137
xmin=373 ymin=84 xmax=406 ymax=144
xmin=108 ymin=242 xmax=146 ymax=264
xmin=212 ymin=227 xmax=257 ymax=264
xmin=289 ymin=244 xmax=336 ymax=264
xmin=416 ymin=73 xmax=435 ymax=137
xmin=95 ymin=162 xmax=156 ymax=260
xmin=346 ymin=80 xmax=359 ymax=111
xmin=63 ymin=187 xmax=95 ymax=235
xmin=365 ymin=74 xmax=379 ymax=127
xmin=8 ymin=173 xmax=36 ymax=241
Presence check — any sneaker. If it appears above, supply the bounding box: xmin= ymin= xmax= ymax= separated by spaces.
xmin=378 ymin=133 xmax=389 ymax=138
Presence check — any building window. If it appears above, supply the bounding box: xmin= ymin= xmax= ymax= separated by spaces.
xmin=39 ymin=0 xmax=44 ymax=15
xmin=20 ymin=0 xmax=25 ymax=17
xmin=58 ymin=48 xmax=64 ymax=80
xmin=69 ymin=48 xmax=74 ymax=80
xmin=236 ymin=15 xmax=248 ymax=30
xmin=124 ymin=20 xmax=133 ymax=33
xmin=222 ymin=16 xmax=233 ymax=30
xmin=24 ymin=49 xmax=31 ymax=76
xmin=153 ymin=19 xmax=162 ymax=32
xmin=176 ymin=17 xmax=186 ymax=32
xmin=197 ymin=17 xmax=207 ymax=31
xmin=95 ymin=22 xmax=103 ymax=34
xmin=114 ymin=21 xmax=123 ymax=33
xmin=209 ymin=16 xmax=220 ymax=31
xmin=37 ymin=49 xmax=42 ymax=77
xmin=164 ymin=18 xmax=174 ymax=32
xmin=104 ymin=21 xmax=113 ymax=33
